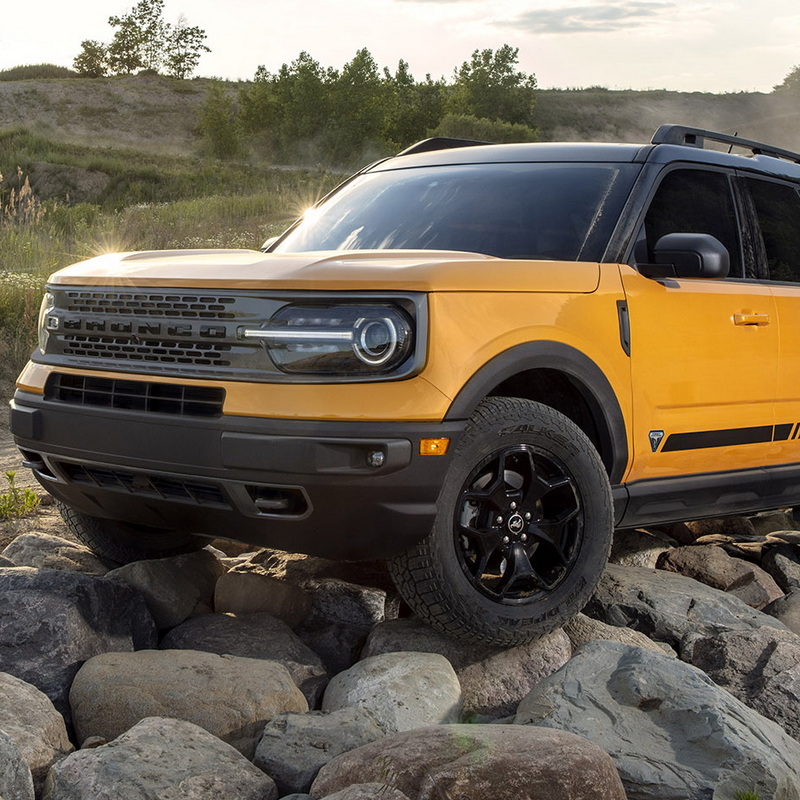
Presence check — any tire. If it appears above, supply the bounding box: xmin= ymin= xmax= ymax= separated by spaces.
xmin=58 ymin=502 xmax=206 ymax=566
xmin=388 ymin=397 xmax=614 ymax=646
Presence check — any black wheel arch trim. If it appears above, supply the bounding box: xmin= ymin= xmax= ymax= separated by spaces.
xmin=443 ymin=341 xmax=629 ymax=484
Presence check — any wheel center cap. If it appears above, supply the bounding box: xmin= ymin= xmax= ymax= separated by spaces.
xmin=507 ymin=513 xmax=525 ymax=535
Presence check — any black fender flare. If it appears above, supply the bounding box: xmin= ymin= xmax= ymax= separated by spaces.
xmin=444 ymin=340 xmax=629 ymax=484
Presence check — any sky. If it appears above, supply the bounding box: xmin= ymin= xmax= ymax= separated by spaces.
xmin=2 ymin=0 xmax=799 ymax=93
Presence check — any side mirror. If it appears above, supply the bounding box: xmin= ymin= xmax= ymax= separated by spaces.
xmin=639 ymin=233 xmax=730 ymax=280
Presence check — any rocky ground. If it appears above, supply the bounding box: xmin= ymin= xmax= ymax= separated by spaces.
xmin=2 ymin=389 xmax=800 ymax=799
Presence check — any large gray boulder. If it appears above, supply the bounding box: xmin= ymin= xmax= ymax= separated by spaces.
xmin=563 ymin=613 xmax=675 ymax=656
xmin=0 ymin=730 xmax=34 ymax=800
xmin=0 ymin=567 xmax=156 ymax=722
xmin=160 ymin=611 xmax=328 ymax=707
xmin=69 ymin=649 xmax=308 ymax=758
xmin=0 ymin=672 xmax=72 ymax=794
xmin=686 ymin=626 xmax=800 ymax=740
xmin=253 ymin=708 xmax=384 ymax=795
xmin=585 ymin=563 xmax=787 ymax=649
xmin=297 ymin=578 xmax=391 ymax=675
xmin=656 ymin=545 xmax=783 ymax=609
xmin=214 ymin=566 xmax=312 ymax=626
xmin=761 ymin=543 xmax=800 ymax=593
xmin=319 ymin=786 xmax=409 ymax=800
xmin=764 ymin=590 xmax=800 ymax=635
xmin=42 ymin=717 xmax=277 ymax=800
xmin=104 ymin=549 xmax=225 ymax=629
xmin=361 ymin=618 xmax=570 ymax=718
xmin=1 ymin=533 xmax=107 ymax=576
xmin=321 ymin=652 xmax=461 ymax=733
xmin=311 ymin=725 xmax=626 ymax=800
xmin=514 ymin=640 xmax=800 ymax=799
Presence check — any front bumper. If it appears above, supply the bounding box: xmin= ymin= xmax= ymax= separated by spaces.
xmin=10 ymin=389 xmax=463 ymax=560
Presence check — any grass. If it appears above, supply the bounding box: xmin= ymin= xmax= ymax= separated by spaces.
xmin=0 ymin=472 xmax=40 ymax=520
xmin=0 ymin=136 xmax=342 ymax=380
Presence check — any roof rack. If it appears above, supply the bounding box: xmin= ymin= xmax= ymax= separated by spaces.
xmin=397 ymin=137 xmax=490 ymax=157
xmin=651 ymin=124 xmax=800 ymax=165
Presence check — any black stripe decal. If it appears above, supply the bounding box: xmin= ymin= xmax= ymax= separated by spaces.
xmin=774 ymin=423 xmax=794 ymax=441
xmin=662 ymin=425 xmax=773 ymax=452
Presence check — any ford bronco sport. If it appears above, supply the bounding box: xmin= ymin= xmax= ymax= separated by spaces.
xmin=11 ymin=125 xmax=800 ymax=645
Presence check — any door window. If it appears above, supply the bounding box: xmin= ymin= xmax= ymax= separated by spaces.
xmin=744 ymin=178 xmax=800 ymax=283
xmin=642 ymin=169 xmax=743 ymax=277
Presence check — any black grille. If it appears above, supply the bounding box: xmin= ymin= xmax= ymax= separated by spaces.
xmin=63 ymin=290 xmax=237 ymax=319
xmin=45 ymin=373 xmax=225 ymax=417
xmin=59 ymin=462 xmax=229 ymax=507
xmin=61 ymin=336 xmax=232 ymax=367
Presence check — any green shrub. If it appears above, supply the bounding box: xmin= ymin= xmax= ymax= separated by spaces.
xmin=0 ymin=64 xmax=78 ymax=81
xmin=0 ymin=472 xmax=40 ymax=520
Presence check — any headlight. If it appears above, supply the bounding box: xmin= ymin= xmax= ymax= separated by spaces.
xmin=242 ymin=304 xmax=414 ymax=375
xmin=37 ymin=291 xmax=55 ymax=354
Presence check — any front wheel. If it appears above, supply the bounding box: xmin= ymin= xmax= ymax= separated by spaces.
xmin=388 ymin=397 xmax=613 ymax=646
xmin=58 ymin=503 xmax=206 ymax=566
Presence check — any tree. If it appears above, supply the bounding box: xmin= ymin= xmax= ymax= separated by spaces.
xmin=165 ymin=15 xmax=210 ymax=79
xmin=198 ymin=85 xmax=240 ymax=159
xmin=774 ymin=65 xmax=800 ymax=93
xmin=106 ymin=13 xmax=144 ymax=74
xmin=449 ymin=45 xmax=537 ymax=126
xmin=109 ymin=0 xmax=169 ymax=72
xmin=74 ymin=40 xmax=108 ymax=78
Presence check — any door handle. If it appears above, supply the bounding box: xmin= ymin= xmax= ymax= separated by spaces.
xmin=734 ymin=313 xmax=770 ymax=326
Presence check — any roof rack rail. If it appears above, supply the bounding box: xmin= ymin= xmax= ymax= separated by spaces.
xmin=397 ymin=137 xmax=490 ymax=157
xmin=651 ymin=124 xmax=800 ymax=165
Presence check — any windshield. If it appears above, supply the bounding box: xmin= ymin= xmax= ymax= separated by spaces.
xmin=273 ymin=162 xmax=639 ymax=261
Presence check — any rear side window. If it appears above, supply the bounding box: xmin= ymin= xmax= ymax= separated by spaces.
xmin=274 ymin=163 xmax=640 ymax=262
xmin=643 ymin=169 xmax=742 ymax=277
xmin=744 ymin=178 xmax=800 ymax=283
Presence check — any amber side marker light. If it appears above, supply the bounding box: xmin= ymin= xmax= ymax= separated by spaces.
xmin=420 ymin=438 xmax=450 ymax=456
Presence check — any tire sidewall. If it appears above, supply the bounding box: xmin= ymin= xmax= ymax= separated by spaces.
xmin=429 ymin=398 xmax=612 ymax=637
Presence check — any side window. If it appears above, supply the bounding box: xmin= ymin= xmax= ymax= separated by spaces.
xmin=642 ymin=169 xmax=742 ymax=277
xmin=744 ymin=178 xmax=800 ymax=283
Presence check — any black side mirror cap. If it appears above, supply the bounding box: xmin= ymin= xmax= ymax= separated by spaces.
xmin=638 ymin=233 xmax=730 ymax=280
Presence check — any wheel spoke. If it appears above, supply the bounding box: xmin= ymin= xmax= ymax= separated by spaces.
xmin=495 ymin=543 xmax=545 ymax=596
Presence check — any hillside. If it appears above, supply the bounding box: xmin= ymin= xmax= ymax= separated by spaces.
xmin=2 ymin=75 xmax=800 ymax=159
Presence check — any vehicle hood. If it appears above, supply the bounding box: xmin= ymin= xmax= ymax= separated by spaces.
xmin=49 ymin=248 xmax=601 ymax=293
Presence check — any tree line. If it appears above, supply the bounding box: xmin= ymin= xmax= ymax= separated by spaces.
xmin=74 ymin=0 xmax=209 ymax=79
xmin=199 ymin=45 xmax=538 ymax=166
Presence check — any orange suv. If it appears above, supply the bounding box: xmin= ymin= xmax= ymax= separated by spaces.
xmin=12 ymin=125 xmax=800 ymax=645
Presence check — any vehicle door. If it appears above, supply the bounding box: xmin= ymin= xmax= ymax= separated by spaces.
xmin=620 ymin=166 xmax=779 ymax=484
xmin=739 ymin=174 xmax=800 ymax=472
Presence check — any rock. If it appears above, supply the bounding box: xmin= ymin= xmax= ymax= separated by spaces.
xmin=311 ymin=725 xmax=626 ymax=800
xmin=686 ymin=515 xmax=758 ymax=538
xmin=761 ymin=543 xmax=800 ymax=593
xmin=0 ymin=730 xmax=34 ymax=800
xmin=104 ymin=549 xmax=225 ymax=630
xmin=361 ymin=618 xmax=571 ymax=718
xmin=748 ymin=509 xmax=799 ymax=535
xmin=656 ymin=545 xmax=783 ymax=609
xmin=321 ymin=652 xmax=461 ymax=734
xmin=764 ymin=590 xmax=800 ymax=634
xmin=609 ymin=528 xmax=673 ymax=568
xmin=1 ymin=533 xmax=107 ymax=575
xmin=296 ymin=578 xmax=392 ymax=675
xmin=0 ymin=554 xmax=15 ymax=567
xmin=69 ymin=649 xmax=308 ymax=758
xmin=585 ymin=564 xmax=787 ymax=649
xmin=0 ymin=567 xmax=156 ymax=723
xmin=514 ymin=640 xmax=800 ymax=800
xmin=214 ymin=567 xmax=312 ymax=626
xmin=160 ymin=612 xmax=328 ymax=707
xmin=563 ymin=613 xmax=675 ymax=656
xmin=685 ymin=626 xmax=800 ymax=740
xmin=0 ymin=671 xmax=72 ymax=794
xmin=320 ymin=785 xmax=410 ymax=800
xmin=43 ymin=717 xmax=277 ymax=800
xmin=253 ymin=708 xmax=384 ymax=795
